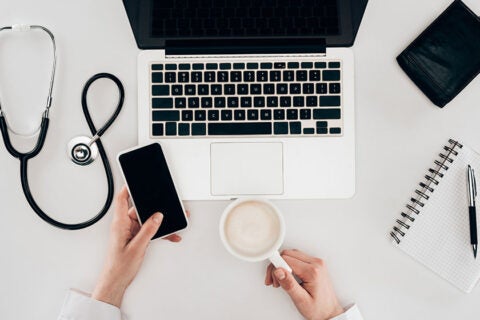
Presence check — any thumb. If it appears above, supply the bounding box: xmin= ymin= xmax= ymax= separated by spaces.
xmin=131 ymin=212 xmax=163 ymax=250
xmin=274 ymin=268 xmax=310 ymax=305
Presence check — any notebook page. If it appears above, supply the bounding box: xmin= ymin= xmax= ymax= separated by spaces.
xmin=399 ymin=145 xmax=480 ymax=293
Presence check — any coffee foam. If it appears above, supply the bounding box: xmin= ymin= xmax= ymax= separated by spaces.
xmin=224 ymin=201 xmax=281 ymax=258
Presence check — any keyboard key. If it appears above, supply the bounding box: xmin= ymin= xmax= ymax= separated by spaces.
xmin=293 ymin=96 xmax=305 ymax=107
xmin=329 ymin=62 xmax=341 ymax=68
xmin=316 ymin=83 xmax=328 ymax=94
xmin=283 ymin=71 xmax=294 ymax=81
xmin=224 ymin=84 xmax=236 ymax=95
xmin=329 ymin=83 xmax=341 ymax=94
xmin=247 ymin=63 xmax=258 ymax=69
xmin=317 ymin=127 xmax=328 ymax=134
xmin=314 ymin=109 xmax=341 ymax=119
xmin=316 ymin=121 xmax=328 ymax=128
xmin=288 ymin=62 xmax=299 ymax=69
xmin=274 ymin=62 xmax=286 ymax=69
xmin=152 ymin=123 xmax=164 ymax=136
xmin=274 ymin=109 xmax=285 ymax=120
xmin=270 ymin=71 xmax=281 ymax=81
xmin=205 ymin=72 xmax=216 ymax=82
xmin=188 ymin=97 xmax=199 ymax=108
xmin=250 ymin=84 xmax=262 ymax=95
xmin=175 ymin=98 xmax=186 ymax=108
xmin=208 ymin=123 xmax=272 ymax=135
xmin=220 ymin=63 xmax=231 ymax=70
xmin=182 ymin=110 xmax=193 ymax=121
xmin=247 ymin=109 xmax=259 ymax=120
xmin=287 ymin=109 xmax=298 ymax=120
xmin=280 ymin=96 xmax=291 ymax=107
xmin=261 ymin=109 xmax=272 ymax=120
xmin=152 ymin=98 xmax=173 ymax=109
xmin=234 ymin=110 xmax=246 ymax=120
xmin=320 ymin=96 xmax=341 ymax=107
xmin=195 ymin=110 xmax=206 ymax=121
xmin=206 ymin=63 xmax=218 ymax=70
xmin=277 ymin=84 xmax=288 ymax=94
xmin=261 ymin=63 xmax=273 ymax=69
xmin=152 ymin=72 xmax=163 ymax=83
xmin=153 ymin=111 xmax=180 ymax=121
xmin=228 ymin=97 xmax=239 ymax=108
xmin=152 ymin=85 xmax=169 ymax=96
xmin=301 ymin=62 xmax=313 ymax=69
xmin=192 ymin=123 xmax=206 ymax=136
xmin=172 ymin=85 xmax=183 ymax=96
xmin=315 ymin=62 xmax=327 ymax=69
xmin=300 ymin=109 xmax=311 ymax=119
xmin=165 ymin=72 xmax=176 ymax=83
xmin=211 ymin=85 xmax=222 ymax=95
xmin=192 ymin=72 xmax=202 ymax=82
xmin=233 ymin=63 xmax=245 ymax=69
xmin=185 ymin=85 xmax=196 ymax=95
xmin=330 ymin=127 xmax=342 ymax=134
xmin=306 ymin=96 xmax=318 ymax=107
xmin=274 ymin=122 xmax=288 ymax=134
xmin=244 ymin=71 xmax=255 ymax=82
xmin=296 ymin=71 xmax=308 ymax=81
xmin=323 ymin=70 xmax=340 ymax=81
xmin=198 ymin=85 xmax=209 ymax=95
xmin=309 ymin=70 xmax=321 ymax=81
xmin=290 ymin=83 xmax=301 ymax=94
xmin=241 ymin=97 xmax=252 ymax=108
xmin=201 ymin=97 xmax=213 ymax=108
xmin=254 ymin=97 xmax=265 ymax=107
xmin=192 ymin=64 xmax=204 ymax=70
xmin=264 ymin=84 xmax=274 ymax=94
xmin=231 ymin=71 xmax=242 ymax=82
xmin=218 ymin=71 xmax=229 ymax=82
xmin=208 ymin=110 xmax=219 ymax=121
xmin=257 ymin=71 xmax=268 ymax=82
xmin=165 ymin=64 xmax=177 ymax=70
xmin=221 ymin=110 xmax=233 ymax=121
xmin=152 ymin=64 xmax=163 ymax=71
xmin=215 ymin=97 xmax=226 ymax=108
xmin=178 ymin=123 xmax=190 ymax=136
xmin=178 ymin=72 xmax=189 ymax=83
xmin=303 ymin=83 xmax=314 ymax=94
xmin=236 ymin=84 xmax=247 ymax=95
xmin=166 ymin=122 xmax=177 ymax=136
xmin=179 ymin=64 xmax=190 ymax=70
xmin=267 ymin=96 xmax=278 ymax=107
xmin=290 ymin=122 xmax=302 ymax=134
xmin=303 ymin=128 xmax=315 ymax=134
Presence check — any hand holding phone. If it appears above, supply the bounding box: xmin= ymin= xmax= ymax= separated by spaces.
xmin=118 ymin=143 xmax=188 ymax=239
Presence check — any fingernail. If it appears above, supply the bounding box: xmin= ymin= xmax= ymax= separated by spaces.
xmin=274 ymin=269 xmax=285 ymax=280
xmin=153 ymin=213 xmax=163 ymax=224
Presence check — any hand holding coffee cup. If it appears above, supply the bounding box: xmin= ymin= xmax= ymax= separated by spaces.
xmin=219 ymin=198 xmax=292 ymax=273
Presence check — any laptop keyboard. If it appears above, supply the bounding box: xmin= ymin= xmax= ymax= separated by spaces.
xmin=152 ymin=0 xmax=340 ymax=38
xmin=150 ymin=61 xmax=343 ymax=137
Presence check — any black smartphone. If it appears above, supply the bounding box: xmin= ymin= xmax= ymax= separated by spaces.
xmin=118 ymin=143 xmax=188 ymax=239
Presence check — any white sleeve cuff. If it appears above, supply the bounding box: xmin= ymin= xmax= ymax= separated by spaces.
xmin=58 ymin=289 xmax=123 ymax=320
xmin=330 ymin=304 xmax=363 ymax=320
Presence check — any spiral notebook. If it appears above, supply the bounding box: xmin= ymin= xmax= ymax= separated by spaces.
xmin=391 ymin=139 xmax=480 ymax=293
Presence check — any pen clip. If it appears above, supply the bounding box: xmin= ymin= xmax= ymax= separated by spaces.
xmin=473 ymin=168 xmax=477 ymax=199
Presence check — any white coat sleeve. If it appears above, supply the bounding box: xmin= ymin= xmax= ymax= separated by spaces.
xmin=330 ymin=304 xmax=364 ymax=320
xmin=57 ymin=289 xmax=123 ymax=320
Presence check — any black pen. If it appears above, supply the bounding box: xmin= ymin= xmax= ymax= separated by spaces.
xmin=467 ymin=165 xmax=478 ymax=259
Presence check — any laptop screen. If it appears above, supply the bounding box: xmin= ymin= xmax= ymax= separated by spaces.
xmin=151 ymin=0 xmax=341 ymax=39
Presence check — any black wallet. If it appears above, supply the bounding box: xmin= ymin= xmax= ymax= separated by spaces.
xmin=397 ymin=0 xmax=480 ymax=108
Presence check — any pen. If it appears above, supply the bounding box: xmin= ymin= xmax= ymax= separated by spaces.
xmin=467 ymin=165 xmax=478 ymax=259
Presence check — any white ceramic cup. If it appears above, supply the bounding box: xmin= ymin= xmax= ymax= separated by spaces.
xmin=219 ymin=198 xmax=292 ymax=273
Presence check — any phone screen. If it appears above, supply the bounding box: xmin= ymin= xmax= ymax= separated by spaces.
xmin=118 ymin=143 xmax=187 ymax=239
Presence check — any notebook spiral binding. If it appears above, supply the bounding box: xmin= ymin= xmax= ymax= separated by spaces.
xmin=390 ymin=139 xmax=463 ymax=244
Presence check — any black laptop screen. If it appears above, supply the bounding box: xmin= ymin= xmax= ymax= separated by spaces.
xmin=151 ymin=0 xmax=341 ymax=39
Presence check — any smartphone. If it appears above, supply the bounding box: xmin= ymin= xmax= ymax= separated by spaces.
xmin=118 ymin=143 xmax=188 ymax=239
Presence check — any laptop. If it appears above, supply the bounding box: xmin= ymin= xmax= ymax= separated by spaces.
xmin=122 ymin=0 xmax=368 ymax=200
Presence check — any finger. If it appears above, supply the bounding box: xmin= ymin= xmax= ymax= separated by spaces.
xmin=265 ymin=264 xmax=274 ymax=286
xmin=115 ymin=186 xmax=130 ymax=216
xmin=281 ymin=249 xmax=317 ymax=263
xmin=129 ymin=213 xmax=163 ymax=250
xmin=282 ymin=256 xmax=317 ymax=283
xmin=273 ymin=268 xmax=312 ymax=305
xmin=164 ymin=234 xmax=182 ymax=242
xmin=128 ymin=207 xmax=139 ymax=221
xmin=186 ymin=210 xmax=191 ymax=218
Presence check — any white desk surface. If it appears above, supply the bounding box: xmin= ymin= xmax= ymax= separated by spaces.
xmin=1 ymin=0 xmax=480 ymax=319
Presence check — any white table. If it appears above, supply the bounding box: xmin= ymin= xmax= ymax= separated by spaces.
xmin=1 ymin=0 xmax=480 ymax=319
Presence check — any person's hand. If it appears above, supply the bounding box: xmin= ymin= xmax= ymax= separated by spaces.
xmin=265 ymin=249 xmax=344 ymax=320
xmin=92 ymin=186 xmax=188 ymax=307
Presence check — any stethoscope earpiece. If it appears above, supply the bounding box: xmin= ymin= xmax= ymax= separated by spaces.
xmin=67 ymin=136 xmax=98 ymax=166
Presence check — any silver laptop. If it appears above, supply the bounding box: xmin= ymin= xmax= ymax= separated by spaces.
xmin=123 ymin=0 xmax=368 ymax=200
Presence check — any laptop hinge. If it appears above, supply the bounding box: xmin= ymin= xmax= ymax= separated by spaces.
xmin=165 ymin=38 xmax=326 ymax=55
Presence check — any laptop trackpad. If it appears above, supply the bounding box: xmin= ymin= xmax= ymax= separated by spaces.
xmin=210 ymin=142 xmax=284 ymax=196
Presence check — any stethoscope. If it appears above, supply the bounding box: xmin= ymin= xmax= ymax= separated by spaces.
xmin=0 ymin=24 xmax=124 ymax=230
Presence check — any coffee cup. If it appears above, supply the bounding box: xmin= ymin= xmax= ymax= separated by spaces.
xmin=219 ymin=198 xmax=292 ymax=273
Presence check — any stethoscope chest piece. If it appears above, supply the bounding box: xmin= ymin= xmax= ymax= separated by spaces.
xmin=68 ymin=136 xmax=98 ymax=166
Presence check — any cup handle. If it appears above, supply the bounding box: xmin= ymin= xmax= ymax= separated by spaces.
xmin=269 ymin=251 xmax=292 ymax=273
